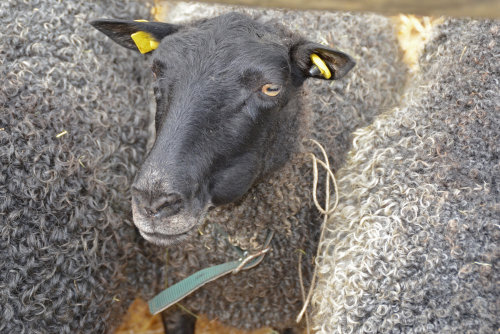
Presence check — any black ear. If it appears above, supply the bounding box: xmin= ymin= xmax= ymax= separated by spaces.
xmin=90 ymin=19 xmax=180 ymax=53
xmin=291 ymin=41 xmax=355 ymax=80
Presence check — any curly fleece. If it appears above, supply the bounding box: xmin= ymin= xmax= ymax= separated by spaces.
xmin=0 ymin=0 xmax=166 ymax=333
xmin=1 ymin=0 xmax=409 ymax=331
xmin=159 ymin=2 xmax=407 ymax=331
xmin=312 ymin=19 xmax=499 ymax=333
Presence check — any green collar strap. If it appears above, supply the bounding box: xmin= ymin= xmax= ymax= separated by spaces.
xmin=148 ymin=230 xmax=274 ymax=315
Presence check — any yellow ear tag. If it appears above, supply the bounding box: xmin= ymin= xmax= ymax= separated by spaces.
xmin=131 ymin=30 xmax=159 ymax=54
xmin=310 ymin=53 xmax=332 ymax=79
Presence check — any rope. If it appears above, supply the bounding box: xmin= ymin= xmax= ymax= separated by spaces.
xmin=298 ymin=251 xmax=311 ymax=334
xmin=296 ymin=139 xmax=339 ymax=328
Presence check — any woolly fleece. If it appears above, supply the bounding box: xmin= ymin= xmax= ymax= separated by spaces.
xmin=0 ymin=0 xmax=165 ymax=333
xmin=312 ymin=19 xmax=499 ymax=334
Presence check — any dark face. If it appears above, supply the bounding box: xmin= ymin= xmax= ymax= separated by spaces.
xmin=91 ymin=13 xmax=355 ymax=246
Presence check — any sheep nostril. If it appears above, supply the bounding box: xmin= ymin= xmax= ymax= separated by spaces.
xmin=144 ymin=207 xmax=155 ymax=217
xmin=150 ymin=193 xmax=184 ymax=218
xmin=132 ymin=187 xmax=184 ymax=219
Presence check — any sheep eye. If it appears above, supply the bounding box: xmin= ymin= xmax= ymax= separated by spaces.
xmin=261 ymin=84 xmax=281 ymax=97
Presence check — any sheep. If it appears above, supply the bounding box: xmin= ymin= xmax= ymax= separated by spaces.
xmin=0 ymin=0 xmax=165 ymax=333
xmin=0 ymin=0 xmax=406 ymax=332
xmin=312 ymin=18 xmax=499 ymax=333
xmin=91 ymin=3 xmax=407 ymax=332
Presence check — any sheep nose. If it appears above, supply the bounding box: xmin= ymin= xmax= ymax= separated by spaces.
xmin=132 ymin=187 xmax=184 ymax=218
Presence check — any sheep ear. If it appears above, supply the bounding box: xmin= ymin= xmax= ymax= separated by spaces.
xmin=90 ymin=19 xmax=180 ymax=54
xmin=291 ymin=42 xmax=355 ymax=80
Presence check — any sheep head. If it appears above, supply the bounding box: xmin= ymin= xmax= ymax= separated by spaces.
xmin=91 ymin=13 xmax=355 ymax=246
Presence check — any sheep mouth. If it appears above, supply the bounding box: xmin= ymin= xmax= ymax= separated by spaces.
xmin=139 ymin=229 xmax=195 ymax=246
xmin=132 ymin=201 xmax=206 ymax=247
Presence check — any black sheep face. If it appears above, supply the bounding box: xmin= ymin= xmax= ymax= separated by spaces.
xmin=91 ymin=13 xmax=355 ymax=246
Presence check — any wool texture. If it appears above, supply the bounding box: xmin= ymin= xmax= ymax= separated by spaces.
xmin=0 ymin=0 xmax=165 ymax=333
xmin=312 ymin=19 xmax=499 ymax=334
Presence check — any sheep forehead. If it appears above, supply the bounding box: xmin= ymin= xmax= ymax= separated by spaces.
xmin=194 ymin=12 xmax=276 ymax=40
xmin=153 ymin=14 xmax=290 ymax=72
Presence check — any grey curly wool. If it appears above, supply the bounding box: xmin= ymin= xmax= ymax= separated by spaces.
xmin=1 ymin=0 xmax=408 ymax=331
xmin=312 ymin=19 xmax=499 ymax=333
xmin=158 ymin=2 xmax=407 ymax=331
xmin=0 ymin=0 xmax=165 ymax=333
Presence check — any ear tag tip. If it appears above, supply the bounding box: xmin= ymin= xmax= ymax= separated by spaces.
xmin=310 ymin=53 xmax=332 ymax=79
xmin=309 ymin=65 xmax=321 ymax=77
xmin=130 ymin=31 xmax=159 ymax=54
